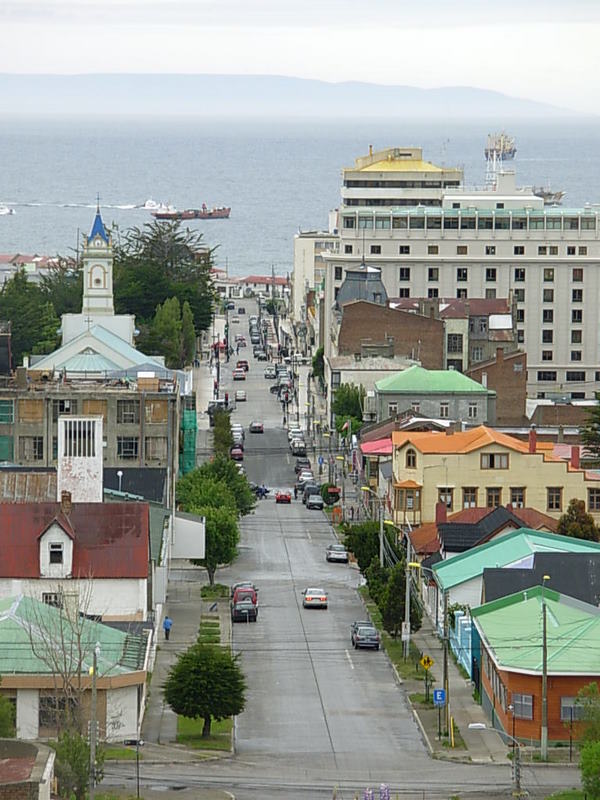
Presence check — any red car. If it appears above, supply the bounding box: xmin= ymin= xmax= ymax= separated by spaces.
xmin=230 ymin=446 xmax=244 ymax=461
xmin=275 ymin=490 xmax=291 ymax=504
xmin=236 ymin=360 xmax=249 ymax=371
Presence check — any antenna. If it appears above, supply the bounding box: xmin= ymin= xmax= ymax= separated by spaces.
xmin=96 ymin=192 xmax=100 ymax=212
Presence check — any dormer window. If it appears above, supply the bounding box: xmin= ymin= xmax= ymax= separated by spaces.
xmin=406 ymin=448 xmax=417 ymax=468
xmin=49 ymin=543 xmax=64 ymax=564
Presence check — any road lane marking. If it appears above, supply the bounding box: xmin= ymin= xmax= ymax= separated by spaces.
xmin=345 ymin=649 xmax=354 ymax=670
xmin=307 ymin=531 xmax=312 ymax=541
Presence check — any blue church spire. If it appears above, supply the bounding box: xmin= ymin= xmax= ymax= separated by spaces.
xmin=88 ymin=197 xmax=109 ymax=244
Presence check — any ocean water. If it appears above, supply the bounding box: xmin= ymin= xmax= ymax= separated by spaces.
xmin=0 ymin=116 xmax=599 ymax=276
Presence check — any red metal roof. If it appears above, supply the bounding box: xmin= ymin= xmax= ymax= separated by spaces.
xmin=0 ymin=502 xmax=149 ymax=578
xmin=360 ymin=438 xmax=393 ymax=456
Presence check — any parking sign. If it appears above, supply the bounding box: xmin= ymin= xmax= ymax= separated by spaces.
xmin=433 ymin=689 xmax=446 ymax=707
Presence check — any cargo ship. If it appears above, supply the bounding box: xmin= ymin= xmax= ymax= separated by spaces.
xmin=484 ymin=132 xmax=516 ymax=160
xmin=533 ymin=186 xmax=565 ymax=205
xmin=152 ymin=203 xmax=231 ymax=220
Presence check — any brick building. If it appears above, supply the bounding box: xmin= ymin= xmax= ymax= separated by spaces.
xmin=466 ymin=347 xmax=527 ymax=426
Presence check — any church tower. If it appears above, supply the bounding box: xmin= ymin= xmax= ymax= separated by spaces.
xmin=82 ymin=205 xmax=114 ymax=316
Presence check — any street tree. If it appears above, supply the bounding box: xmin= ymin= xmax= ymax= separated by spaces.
xmin=212 ymin=409 xmax=233 ymax=457
xmin=190 ymin=505 xmax=239 ymax=584
xmin=576 ymin=681 xmax=600 ymax=743
xmin=312 ymin=346 xmax=324 ymax=381
xmin=149 ymin=296 xmax=183 ymax=368
xmin=164 ymin=643 xmax=246 ymax=738
xmin=181 ymin=299 xmax=196 ymax=364
xmin=0 ymin=677 xmax=15 ymax=736
xmin=557 ymin=498 xmax=600 ymax=542
xmin=178 ymin=457 xmax=255 ymax=516
xmin=176 ymin=475 xmax=236 ymax=514
xmin=580 ymin=396 xmax=600 ymax=462
xmin=54 ymin=730 xmax=105 ymax=800
xmin=382 ymin=562 xmax=406 ymax=638
xmin=343 ymin=520 xmax=400 ymax=574
xmin=39 ymin=259 xmax=83 ymax=317
xmin=580 ymin=741 xmax=600 ymax=800
xmin=0 ymin=270 xmax=55 ymax=364
xmin=331 ymin=383 xmax=364 ymax=436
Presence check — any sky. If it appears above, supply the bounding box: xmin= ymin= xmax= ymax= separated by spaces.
xmin=1 ymin=0 xmax=599 ymax=114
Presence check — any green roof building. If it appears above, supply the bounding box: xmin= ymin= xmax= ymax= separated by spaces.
xmin=373 ymin=365 xmax=496 ymax=424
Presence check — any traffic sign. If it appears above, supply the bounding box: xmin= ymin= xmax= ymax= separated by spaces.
xmin=401 ymin=621 xmax=411 ymax=642
xmin=318 ymin=456 xmax=324 ymax=465
xmin=420 ymin=654 xmax=434 ymax=670
xmin=433 ymin=688 xmax=446 ymax=707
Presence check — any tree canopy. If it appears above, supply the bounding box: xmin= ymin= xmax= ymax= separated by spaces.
xmin=580 ymin=397 xmax=600 ymax=462
xmin=189 ymin=505 xmax=239 ymax=585
xmin=164 ymin=644 xmax=246 ymax=737
xmin=332 ymin=383 xmax=364 ymax=436
xmin=342 ymin=520 xmax=400 ymax=574
xmin=0 ymin=270 xmax=61 ymax=365
xmin=557 ymin=498 xmax=600 ymax=542
xmin=177 ymin=456 xmax=255 ymax=517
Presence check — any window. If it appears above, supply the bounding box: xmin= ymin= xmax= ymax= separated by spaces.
xmin=358 ymin=217 xmax=373 ymax=229
xmin=544 ymin=268 xmax=554 ymax=282
xmin=145 ymin=436 xmax=168 ymax=461
xmin=572 ymin=330 xmax=582 ymax=344
xmin=331 ymin=371 xmax=341 ymax=389
xmin=463 ymin=488 xmax=477 ymax=508
xmin=486 ymin=487 xmax=501 ymax=508
xmin=510 ymin=487 xmax=525 ymax=508
xmin=393 ymin=217 xmax=408 ymax=230
xmin=514 ymin=246 xmax=525 ymax=255
xmin=398 ymin=288 xmax=410 ymax=298
xmin=542 ymin=351 xmax=553 ymax=362
xmin=456 ymin=289 xmax=467 ymax=299
xmin=579 ymin=246 xmax=588 ymax=256
xmin=0 ymin=400 xmax=14 ymax=424
xmin=561 ymin=697 xmax=585 ymax=722
xmin=517 ymin=330 xmax=524 ymax=343
xmin=456 ymin=268 xmax=468 ymax=282
xmin=427 ymin=245 xmax=439 ymax=255
xmin=447 ymin=333 xmax=463 ymax=354
xmin=334 ymin=266 xmax=343 ymax=280
xmin=513 ymin=693 xmax=533 ymax=720
xmin=428 ymin=288 xmax=439 ymax=298
xmin=588 ymin=489 xmax=600 ymax=512
xmin=567 ymin=246 xmax=576 ymax=256
xmin=572 ymin=289 xmax=583 ymax=303
xmin=343 ymin=216 xmax=355 ymax=229
xmin=516 ymin=309 xmax=525 ymax=323
xmin=399 ymin=267 xmax=411 ymax=282
xmin=370 ymin=245 xmax=381 ymax=255
xmin=19 ymin=436 xmax=43 ymax=461
xmin=486 ymin=268 xmax=496 ymax=282
xmin=406 ymin=448 xmax=416 ymax=468
xmin=542 ymin=330 xmax=553 ymax=344
xmin=457 ymin=245 xmax=468 ymax=255
xmin=399 ymin=245 xmax=410 ymax=254
xmin=62 ymin=419 xmax=96 ymax=457
xmin=439 ymin=403 xmax=449 ymax=418
xmin=410 ymin=217 xmax=424 ymax=229
xmin=571 ymin=351 xmax=582 ymax=362
xmin=542 ymin=310 xmax=553 ymax=323
xmin=582 ymin=218 xmax=596 ymax=231
xmin=375 ymin=217 xmax=390 ymax=229
xmin=117 ymin=436 xmax=139 ymax=459
xmin=39 ymin=695 xmax=77 ymax=733
xmin=411 ymin=402 xmax=420 ymax=413
xmin=388 ymin=402 xmax=398 ymax=417
xmin=572 ymin=309 xmax=583 ymax=323
xmin=514 ymin=268 xmax=525 ymax=282
xmin=567 ymin=371 xmax=585 ymax=381
xmin=485 ymin=246 xmax=496 ymax=256
xmin=49 ymin=543 xmax=63 ymax=565
xmin=549 ymin=246 xmax=558 ymax=255
xmin=547 ymin=487 xmax=562 ymax=512
xmin=538 ymin=246 xmax=547 ymax=255
xmin=481 ymin=453 xmax=509 ymax=469
xmin=573 ymin=268 xmax=583 ymax=282
xmin=42 ymin=592 xmax=62 ymax=608
xmin=117 ymin=400 xmax=140 ymax=424
xmin=471 ymin=346 xmax=483 ymax=362
xmin=344 ymin=245 xmax=353 ymax=254
xmin=438 ymin=487 xmax=453 ymax=510
xmin=543 ymin=289 xmax=554 ymax=302
xmin=52 ymin=399 xmax=77 ymax=422
xmin=468 ymin=403 xmax=478 ymax=419
xmin=428 ymin=267 xmax=439 ymax=281
xmin=485 ymin=288 xmax=496 ymax=299
xmin=537 ymin=371 xmax=557 ymax=382
xmin=496 ymin=202 xmax=504 ymax=209
xmin=514 ymin=289 xmax=525 ymax=303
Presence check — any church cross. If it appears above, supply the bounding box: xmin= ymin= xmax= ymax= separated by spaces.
xmin=84 ymin=315 xmax=94 ymax=330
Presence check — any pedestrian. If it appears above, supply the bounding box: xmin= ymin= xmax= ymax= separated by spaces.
xmin=294 ymin=485 xmax=298 ymax=500
xmin=163 ymin=615 xmax=173 ymax=641
xmin=350 ymin=506 xmax=355 ymax=521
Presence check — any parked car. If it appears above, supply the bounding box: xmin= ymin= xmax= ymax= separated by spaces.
xmin=275 ymin=490 xmax=292 ymax=504
xmin=302 ymin=483 xmax=320 ymax=503
xmin=287 ymin=427 xmax=304 ymax=442
xmin=231 ymin=316 xmax=240 ymax=324
xmin=291 ymin=439 xmax=306 ymax=456
xmin=306 ymin=494 xmax=324 ymax=510
xmin=232 ymin=368 xmax=246 ymax=381
xmin=226 ymin=301 xmax=235 ymax=310
xmin=326 ymin=544 xmax=349 ymax=563
xmin=232 ymin=434 xmax=244 ymax=449
xmin=351 ymin=620 xmax=376 ymax=635
xmin=264 ymin=366 xmax=277 ymax=379
xmin=238 ymin=307 xmax=246 ymax=315
xmin=231 ymin=581 xmax=257 ymax=598
xmin=351 ymin=625 xmax=380 ymax=650
xmin=235 ymin=390 xmax=247 ymax=402
xmin=231 ymin=423 xmax=245 ymax=439
xmin=256 ymin=351 xmax=268 ymax=361
xmin=236 ymin=464 xmax=246 ymax=475
xmin=230 ymin=446 xmax=244 ymax=461
xmin=231 ymin=598 xmax=258 ymax=622
xmin=297 ymin=470 xmax=314 ymax=484
xmin=302 ymin=588 xmax=328 ymax=609
xmin=249 ymin=421 xmax=264 ymax=433
xmin=232 ymin=585 xmax=258 ymax=605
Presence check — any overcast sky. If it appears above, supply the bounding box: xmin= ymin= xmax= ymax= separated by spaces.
xmin=1 ymin=0 xmax=598 ymax=113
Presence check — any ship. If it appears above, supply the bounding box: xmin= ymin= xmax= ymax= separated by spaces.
xmin=533 ymin=186 xmax=566 ymax=205
xmin=152 ymin=203 xmax=231 ymax=220
xmin=484 ymin=132 xmax=516 ymax=160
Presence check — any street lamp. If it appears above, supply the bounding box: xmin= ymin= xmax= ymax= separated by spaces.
xmin=468 ymin=723 xmax=524 ymax=798
xmin=541 ymin=574 xmax=550 ymax=760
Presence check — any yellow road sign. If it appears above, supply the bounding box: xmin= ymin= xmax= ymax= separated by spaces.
xmin=420 ymin=654 xmax=434 ymax=670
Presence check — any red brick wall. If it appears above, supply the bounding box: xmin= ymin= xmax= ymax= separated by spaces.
xmin=338 ymin=302 xmax=444 ymax=368
xmin=467 ymin=349 xmax=527 ymax=426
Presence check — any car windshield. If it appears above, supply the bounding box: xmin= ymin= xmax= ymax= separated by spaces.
xmin=357 ymin=627 xmax=376 ymax=635
xmin=329 ymin=545 xmax=346 ymax=552
xmin=306 ymin=588 xmax=325 ymax=595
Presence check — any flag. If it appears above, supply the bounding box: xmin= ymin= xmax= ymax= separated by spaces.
xmin=341 ymin=420 xmax=350 ymax=431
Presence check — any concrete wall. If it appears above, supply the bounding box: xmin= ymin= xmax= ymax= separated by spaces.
xmin=106 ymin=686 xmax=138 ymax=741
xmin=16 ymin=689 xmax=38 ymax=740
xmin=376 ymin=391 xmax=492 ymax=425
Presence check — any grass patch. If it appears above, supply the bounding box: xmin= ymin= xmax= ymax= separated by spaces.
xmin=198 ymin=617 xmax=221 ymax=644
xmin=201 ymin=583 xmax=229 ymax=599
xmin=103 ymin=746 xmax=139 ymax=761
xmin=176 ymin=715 xmax=233 ymax=751
xmin=409 ymin=692 xmax=434 ymax=708
xmin=198 ymin=634 xmax=221 ymax=644
xmin=442 ymin=721 xmax=466 ymax=750
xmin=545 ymin=792 xmax=584 ymax=800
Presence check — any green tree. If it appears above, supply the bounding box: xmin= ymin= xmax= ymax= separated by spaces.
xmin=332 ymin=383 xmax=364 ymax=436
xmin=0 ymin=677 xmax=15 ymax=736
xmin=557 ymin=498 xmax=600 ymax=542
xmin=190 ymin=505 xmax=239 ymax=584
xmin=343 ymin=520 xmax=400 ymax=574
xmin=177 ymin=457 xmax=255 ymax=517
xmin=580 ymin=740 xmax=600 ymax=799
xmin=176 ymin=476 xmax=236 ymax=513
xmin=382 ymin=562 xmax=406 ymax=638
xmin=576 ymin=682 xmax=600 ymax=743
xmin=32 ymin=301 xmax=60 ymax=354
xmin=54 ymin=730 xmax=105 ymax=800
xmin=364 ymin=558 xmax=390 ymax=609
xmin=149 ymin=296 xmax=183 ymax=368
xmin=212 ymin=409 xmax=233 ymax=457
xmin=581 ymin=396 xmax=600 ymax=462
xmin=0 ymin=270 xmax=50 ymax=364
xmin=181 ymin=300 xmax=196 ymax=365
xmin=40 ymin=259 xmax=83 ymax=317
xmin=312 ymin=346 xmax=324 ymax=381
xmin=164 ymin=643 xmax=246 ymax=738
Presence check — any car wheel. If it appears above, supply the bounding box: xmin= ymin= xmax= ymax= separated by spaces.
xmin=375 ymin=645 xmax=380 ymax=651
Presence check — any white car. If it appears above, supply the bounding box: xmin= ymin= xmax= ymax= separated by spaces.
xmin=326 ymin=544 xmax=349 ymax=562
xmin=235 ymin=390 xmax=247 ymax=402
xmin=287 ymin=427 xmax=303 ymax=442
xmin=302 ymin=588 xmax=328 ymax=609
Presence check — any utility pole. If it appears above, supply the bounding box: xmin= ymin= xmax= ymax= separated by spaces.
xmin=403 ymin=537 xmax=412 ymax=659
xmin=89 ymin=643 xmax=100 ymax=800
xmin=541 ymin=579 xmax=549 ymax=760
xmin=379 ymin=501 xmax=384 ymax=567
xmin=443 ymin=591 xmax=449 ymax=734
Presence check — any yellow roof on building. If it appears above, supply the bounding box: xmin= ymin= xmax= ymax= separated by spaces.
xmin=359 ymin=159 xmax=443 ymax=173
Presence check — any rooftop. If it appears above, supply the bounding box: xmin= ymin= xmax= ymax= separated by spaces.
xmin=392 ymin=425 xmax=531 ymax=454
xmin=376 ymin=365 xmax=492 ymax=395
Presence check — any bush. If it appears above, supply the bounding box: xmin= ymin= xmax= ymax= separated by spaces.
xmin=580 ymin=740 xmax=600 ymax=799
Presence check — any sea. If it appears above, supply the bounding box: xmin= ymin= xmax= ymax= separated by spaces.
xmin=1 ymin=116 xmax=599 ymax=276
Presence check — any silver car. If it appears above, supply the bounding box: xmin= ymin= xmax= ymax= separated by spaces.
xmin=325 ymin=544 xmax=349 ymax=563
xmin=306 ymin=494 xmax=324 ymax=510
xmin=302 ymin=587 xmax=328 ymax=609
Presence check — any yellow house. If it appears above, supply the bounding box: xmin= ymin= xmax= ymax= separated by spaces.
xmin=391 ymin=426 xmax=600 ymax=527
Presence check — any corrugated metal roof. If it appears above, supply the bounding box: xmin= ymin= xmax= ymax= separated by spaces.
xmin=0 ymin=471 xmax=56 ymax=503
xmin=0 ymin=502 xmax=149 ymax=578
xmin=60 ymin=351 xmax=121 ymax=372
xmin=376 ymin=365 xmax=491 ymax=394
xmin=392 ymin=426 xmax=530 ymax=454
xmin=472 ymin=586 xmax=600 ymax=675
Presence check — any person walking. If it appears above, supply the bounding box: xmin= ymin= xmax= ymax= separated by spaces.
xmin=163 ymin=615 xmax=173 ymax=641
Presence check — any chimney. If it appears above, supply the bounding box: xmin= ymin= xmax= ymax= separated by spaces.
xmin=369 ymin=144 xmax=373 ymax=157
xmin=61 ymin=490 xmax=72 ymax=516
xmin=557 ymin=424 xmax=564 ymax=443
xmin=571 ymin=445 xmax=580 ymax=470
xmin=528 ymin=425 xmax=537 ymax=454
xmin=435 ymin=501 xmax=447 ymax=525
xmin=496 ymin=346 xmax=504 ymax=364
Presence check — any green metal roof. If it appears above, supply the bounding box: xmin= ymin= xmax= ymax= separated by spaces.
xmin=434 ymin=529 xmax=600 ymax=591
xmin=60 ymin=351 xmax=121 ymax=373
xmin=375 ymin=365 xmax=492 ymax=395
xmin=149 ymin=505 xmax=170 ymax=562
xmin=0 ymin=595 xmax=144 ymax=675
xmin=472 ymin=586 xmax=600 ymax=675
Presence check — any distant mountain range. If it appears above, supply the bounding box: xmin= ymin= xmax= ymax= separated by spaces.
xmin=0 ymin=74 xmax=577 ymax=117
